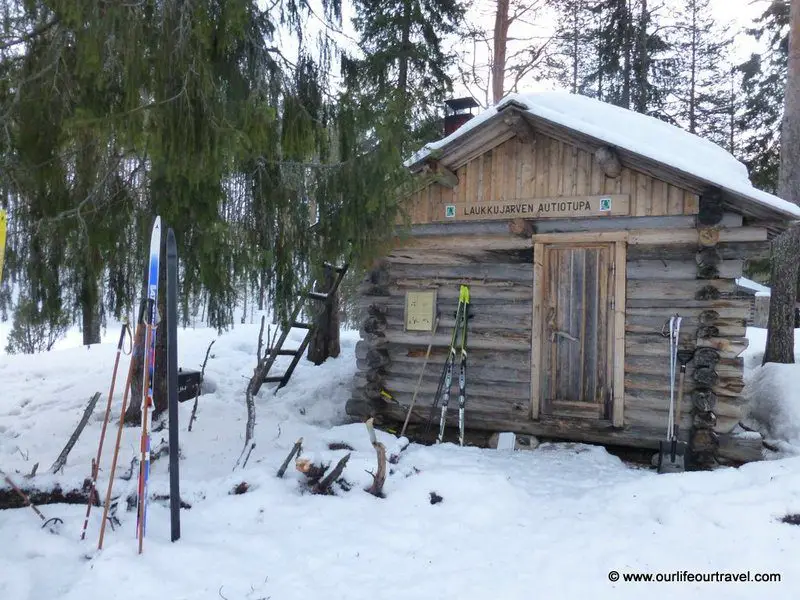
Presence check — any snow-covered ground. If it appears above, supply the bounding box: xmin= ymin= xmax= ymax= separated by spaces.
xmin=2 ymin=318 xmax=800 ymax=600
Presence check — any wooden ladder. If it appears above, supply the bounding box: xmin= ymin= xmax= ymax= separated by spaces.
xmin=255 ymin=260 xmax=349 ymax=395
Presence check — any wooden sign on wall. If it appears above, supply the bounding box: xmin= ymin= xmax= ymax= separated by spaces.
xmin=404 ymin=290 xmax=437 ymax=332
xmin=442 ymin=194 xmax=630 ymax=222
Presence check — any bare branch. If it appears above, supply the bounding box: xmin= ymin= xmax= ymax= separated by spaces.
xmin=0 ymin=18 xmax=59 ymax=51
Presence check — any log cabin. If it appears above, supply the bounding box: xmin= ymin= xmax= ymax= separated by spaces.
xmin=347 ymin=92 xmax=800 ymax=468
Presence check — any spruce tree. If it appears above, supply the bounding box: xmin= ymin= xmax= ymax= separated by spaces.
xmin=0 ymin=0 xmax=413 ymax=389
xmin=350 ymin=0 xmax=465 ymax=151
xmin=739 ymin=0 xmax=789 ymax=193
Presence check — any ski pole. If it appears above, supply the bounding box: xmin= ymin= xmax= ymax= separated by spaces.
xmin=1 ymin=468 xmax=62 ymax=529
xmin=98 ymin=312 xmax=144 ymax=550
xmin=80 ymin=321 xmax=131 ymax=540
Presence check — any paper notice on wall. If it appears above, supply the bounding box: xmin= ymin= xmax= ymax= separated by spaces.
xmin=405 ymin=290 xmax=436 ymax=332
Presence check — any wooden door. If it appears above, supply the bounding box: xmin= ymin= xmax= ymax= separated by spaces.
xmin=538 ymin=243 xmax=615 ymax=420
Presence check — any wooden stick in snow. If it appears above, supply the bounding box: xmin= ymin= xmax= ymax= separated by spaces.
xmin=188 ymin=339 xmax=215 ymax=432
xmin=277 ymin=438 xmax=303 ymax=478
xmin=365 ymin=419 xmax=387 ymax=497
xmin=312 ymin=453 xmax=350 ymax=494
xmin=50 ymin=392 xmax=101 ymax=474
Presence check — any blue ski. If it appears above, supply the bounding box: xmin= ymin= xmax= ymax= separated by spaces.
xmin=137 ymin=216 xmax=161 ymax=553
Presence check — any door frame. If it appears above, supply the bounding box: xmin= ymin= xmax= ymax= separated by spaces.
xmin=530 ymin=231 xmax=627 ymax=427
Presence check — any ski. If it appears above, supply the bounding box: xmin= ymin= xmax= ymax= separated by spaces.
xmin=457 ymin=285 xmax=470 ymax=447
xmin=166 ymin=228 xmax=181 ymax=542
xmin=137 ymin=216 xmax=161 ymax=554
xmin=435 ymin=285 xmax=470 ymax=445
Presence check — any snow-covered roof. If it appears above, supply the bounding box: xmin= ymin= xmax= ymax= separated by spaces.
xmin=407 ymin=91 xmax=800 ymax=221
xmin=736 ymin=277 xmax=771 ymax=297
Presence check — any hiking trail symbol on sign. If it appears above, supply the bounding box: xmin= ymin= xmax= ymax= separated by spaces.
xmin=599 ymin=197 xmax=612 ymax=212
xmin=445 ymin=205 xmax=456 ymax=218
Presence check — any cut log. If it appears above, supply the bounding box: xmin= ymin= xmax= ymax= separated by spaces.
xmin=698 ymin=228 xmax=720 ymax=247
xmin=421 ymin=160 xmax=459 ymax=189
xmin=698 ymin=310 xmax=719 ymax=325
xmin=691 ymin=427 xmax=720 ymax=451
xmin=508 ymin=218 xmax=535 ymax=237
xmin=313 ymin=453 xmax=350 ymax=495
xmin=277 ymin=438 xmax=303 ymax=478
xmin=693 ymin=411 xmax=718 ymax=428
xmin=0 ymin=481 xmax=92 ymax=510
xmin=693 ymin=347 xmax=721 ymax=368
xmin=693 ymin=367 xmax=719 ymax=387
xmin=696 ymin=247 xmax=722 ymax=268
xmin=697 ymin=189 xmax=724 ymax=225
xmin=696 ymin=326 xmax=720 ymax=338
xmin=594 ymin=146 xmax=623 ymax=177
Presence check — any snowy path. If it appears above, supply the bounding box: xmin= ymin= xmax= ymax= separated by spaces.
xmin=1 ymin=320 xmax=800 ymax=599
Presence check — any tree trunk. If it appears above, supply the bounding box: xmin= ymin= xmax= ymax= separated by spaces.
xmin=124 ymin=301 xmax=147 ymax=425
xmin=763 ymin=226 xmax=800 ymax=364
xmin=306 ymin=266 xmax=341 ymax=366
xmin=80 ymin=272 xmax=101 ymax=346
xmin=492 ymin=0 xmax=510 ymax=103
xmin=571 ymin=1 xmax=579 ymax=94
xmin=765 ymin=0 xmax=800 ymax=365
xmin=622 ymin=0 xmax=632 ymax=109
xmin=633 ymin=0 xmax=648 ymax=113
xmin=398 ymin=0 xmax=411 ymax=96
xmin=689 ymin=0 xmax=697 ymax=133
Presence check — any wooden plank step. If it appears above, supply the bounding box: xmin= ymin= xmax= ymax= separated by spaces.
xmin=323 ymin=261 xmax=347 ymax=274
xmin=276 ymin=349 xmax=299 ymax=356
xmin=292 ymin=321 xmax=313 ymax=329
xmin=307 ymin=291 xmax=329 ymax=302
xmin=264 ymin=376 xmax=286 ymax=383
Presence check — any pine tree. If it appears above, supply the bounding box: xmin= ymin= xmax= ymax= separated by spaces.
xmin=764 ymin=0 xmax=800 ymax=366
xmin=668 ymin=0 xmax=734 ymax=147
xmin=548 ymin=0 xmax=599 ymax=95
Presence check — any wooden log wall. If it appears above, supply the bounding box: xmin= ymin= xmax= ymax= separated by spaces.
xmin=403 ymin=133 xmax=700 ymax=225
xmin=621 ymin=227 xmax=766 ymax=442
xmin=348 ymin=237 xmax=533 ymax=427
xmin=350 ymin=215 xmax=766 ymax=458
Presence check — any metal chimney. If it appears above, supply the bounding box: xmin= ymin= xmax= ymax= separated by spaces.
xmin=444 ymin=97 xmax=480 ymax=136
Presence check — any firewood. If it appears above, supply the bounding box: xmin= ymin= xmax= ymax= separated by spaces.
xmin=277 ymin=438 xmax=303 ymax=478
xmin=312 ymin=454 xmax=350 ymax=495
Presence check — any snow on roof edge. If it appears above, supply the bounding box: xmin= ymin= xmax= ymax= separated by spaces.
xmin=736 ymin=277 xmax=771 ymax=297
xmin=406 ymin=92 xmax=800 ymax=221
